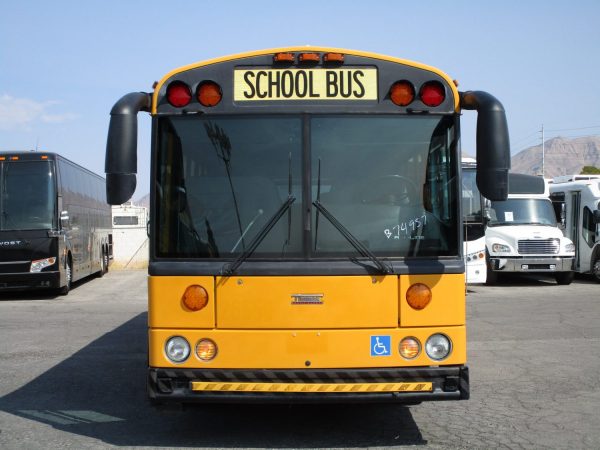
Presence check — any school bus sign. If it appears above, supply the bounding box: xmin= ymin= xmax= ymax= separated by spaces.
xmin=234 ymin=68 xmax=378 ymax=101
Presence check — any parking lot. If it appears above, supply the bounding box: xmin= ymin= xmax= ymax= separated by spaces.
xmin=0 ymin=269 xmax=599 ymax=449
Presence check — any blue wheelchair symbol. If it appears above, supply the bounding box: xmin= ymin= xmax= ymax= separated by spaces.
xmin=370 ymin=335 xmax=391 ymax=356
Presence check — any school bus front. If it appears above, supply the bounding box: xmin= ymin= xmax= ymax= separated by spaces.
xmin=106 ymin=47 xmax=510 ymax=404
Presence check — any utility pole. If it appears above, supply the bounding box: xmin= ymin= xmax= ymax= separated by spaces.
xmin=540 ymin=124 xmax=545 ymax=177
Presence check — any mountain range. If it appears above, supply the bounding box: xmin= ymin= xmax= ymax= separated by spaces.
xmin=510 ymin=135 xmax=600 ymax=178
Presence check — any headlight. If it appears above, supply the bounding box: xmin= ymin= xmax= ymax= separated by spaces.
xmin=425 ymin=334 xmax=452 ymax=361
xmin=565 ymin=243 xmax=575 ymax=252
xmin=165 ymin=336 xmax=190 ymax=363
xmin=491 ymin=243 xmax=510 ymax=253
xmin=30 ymin=257 xmax=56 ymax=272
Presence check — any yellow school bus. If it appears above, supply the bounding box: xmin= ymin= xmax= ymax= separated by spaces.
xmin=105 ymin=47 xmax=510 ymax=404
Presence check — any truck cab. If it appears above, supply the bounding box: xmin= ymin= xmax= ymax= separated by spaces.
xmin=485 ymin=173 xmax=575 ymax=285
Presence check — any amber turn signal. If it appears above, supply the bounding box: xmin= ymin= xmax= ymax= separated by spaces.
xmin=197 ymin=81 xmax=222 ymax=107
xmin=406 ymin=283 xmax=432 ymax=310
xmin=390 ymin=80 xmax=415 ymax=106
xmin=182 ymin=285 xmax=209 ymax=311
xmin=196 ymin=339 xmax=217 ymax=361
xmin=399 ymin=337 xmax=421 ymax=359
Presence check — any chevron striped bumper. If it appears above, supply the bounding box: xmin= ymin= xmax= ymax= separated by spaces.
xmin=148 ymin=366 xmax=469 ymax=404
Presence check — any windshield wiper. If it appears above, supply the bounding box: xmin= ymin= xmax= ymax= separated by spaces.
xmin=313 ymin=159 xmax=391 ymax=275
xmin=312 ymin=200 xmax=393 ymax=275
xmin=221 ymin=195 xmax=296 ymax=276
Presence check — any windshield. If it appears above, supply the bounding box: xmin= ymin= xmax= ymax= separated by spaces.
xmin=155 ymin=115 xmax=458 ymax=259
xmin=0 ymin=161 xmax=56 ymax=230
xmin=488 ymin=198 xmax=557 ymax=226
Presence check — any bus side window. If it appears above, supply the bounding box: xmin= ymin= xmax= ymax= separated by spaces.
xmin=550 ymin=192 xmax=566 ymax=228
xmin=582 ymin=207 xmax=596 ymax=247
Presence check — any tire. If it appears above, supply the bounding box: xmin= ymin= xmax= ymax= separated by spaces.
xmin=103 ymin=248 xmax=109 ymax=274
xmin=485 ymin=254 xmax=500 ymax=285
xmin=555 ymin=271 xmax=574 ymax=285
xmin=592 ymin=258 xmax=600 ymax=283
xmin=98 ymin=247 xmax=109 ymax=277
xmin=60 ymin=261 xmax=72 ymax=295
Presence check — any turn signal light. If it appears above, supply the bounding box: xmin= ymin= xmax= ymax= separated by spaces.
xmin=166 ymin=81 xmax=192 ymax=107
xmin=406 ymin=283 xmax=432 ymax=310
xmin=390 ymin=81 xmax=415 ymax=106
xmin=399 ymin=337 xmax=421 ymax=359
xmin=182 ymin=285 xmax=209 ymax=311
xmin=419 ymin=81 xmax=445 ymax=107
xmin=197 ymin=81 xmax=222 ymax=107
xmin=196 ymin=339 xmax=217 ymax=361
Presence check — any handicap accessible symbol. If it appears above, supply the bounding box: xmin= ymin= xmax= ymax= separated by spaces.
xmin=370 ymin=335 xmax=391 ymax=356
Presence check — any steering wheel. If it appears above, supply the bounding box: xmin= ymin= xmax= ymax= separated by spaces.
xmin=358 ymin=175 xmax=418 ymax=206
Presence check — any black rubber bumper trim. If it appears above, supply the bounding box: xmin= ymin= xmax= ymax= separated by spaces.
xmin=148 ymin=366 xmax=469 ymax=404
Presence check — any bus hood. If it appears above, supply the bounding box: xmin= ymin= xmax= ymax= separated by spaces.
xmin=215 ymin=275 xmax=398 ymax=329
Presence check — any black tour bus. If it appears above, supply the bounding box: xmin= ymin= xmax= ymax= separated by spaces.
xmin=0 ymin=151 xmax=112 ymax=294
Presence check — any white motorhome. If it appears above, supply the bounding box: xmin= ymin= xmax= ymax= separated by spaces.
xmin=549 ymin=176 xmax=600 ymax=282
xmin=462 ymin=157 xmax=487 ymax=283
xmin=485 ymin=173 xmax=575 ymax=285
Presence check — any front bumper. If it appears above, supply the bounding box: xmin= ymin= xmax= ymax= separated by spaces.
xmin=489 ymin=257 xmax=574 ymax=273
xmin=0 ymin=271 xmax=61 ymax=291
xmin=148 ymin=366 xmax=469 ymax=404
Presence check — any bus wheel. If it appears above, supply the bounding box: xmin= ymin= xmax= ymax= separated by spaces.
xmin=98 ymin=247 xmax=108 ymax=277
xmin=592 ymin=258 xmax=600 ymax=283
xmin=60 ymin=261 xmax=72 ymax=295
xmin=555 ymin=271 xmax=574 ymax=285
xmin=103 ymin=248 xmax=109 ymax=274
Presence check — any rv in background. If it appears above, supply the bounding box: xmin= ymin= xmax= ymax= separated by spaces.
xmin=462 ymin=157 xmax=487 ymax=283
xmin=549 ymin=176 xmax=600 ymax=282
xmin=111 ymin=202 xmax=149 ymax=269
xmin=485 ymin=173 xmax=575 ymax=285
xmin=0 ymin=151 xmax=112 ymax=294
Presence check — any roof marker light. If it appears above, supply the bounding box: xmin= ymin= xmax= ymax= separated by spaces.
xmin=299 ymin=53 xmax=320 ymax=63
xmin=274 ymin=52 xmax=295 ymax=63
xmin=323 ymin=53 xmax=344 ymax=63
xmin=166 ymin=81 xmax=192 ymax=107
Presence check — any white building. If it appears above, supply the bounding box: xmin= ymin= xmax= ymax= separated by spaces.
xmin=111 ymin=202 xmax=149 ymax=268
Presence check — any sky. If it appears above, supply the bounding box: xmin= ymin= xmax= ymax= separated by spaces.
xmin=2 ymin=0 xmax=600 ymax=200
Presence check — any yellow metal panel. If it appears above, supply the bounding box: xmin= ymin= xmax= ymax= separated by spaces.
xmin=152 ymin=46 xmax=460 ymax=113
xmin=148 ymin=276 xmax=215 ymax=329
xmin=399 ymin=274 xmax=465 ymax=327
xmin=191 ymin=381 xmax=432 ymax=393
xmin=149 ymin=326 xmax=466 ymax=369
xmin=215 ymin=275 xmax=397 ymax=329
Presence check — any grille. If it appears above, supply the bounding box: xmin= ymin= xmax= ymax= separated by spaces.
xmin=518 ymin=238 xmax=560 ymax=255
xmin=0 ymin=261 xmax=30 ymax=274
